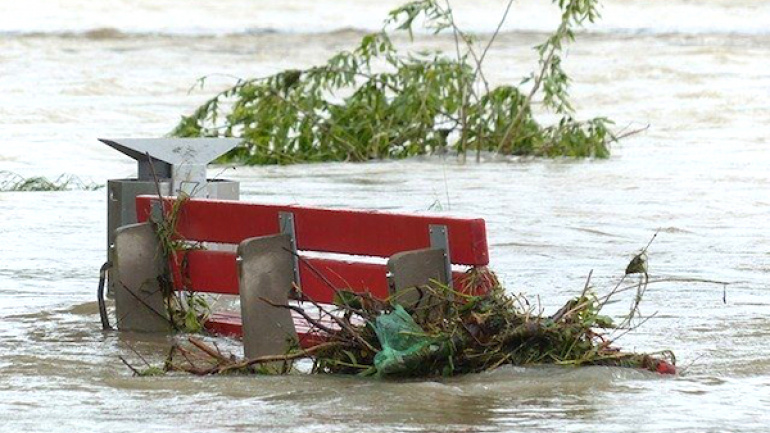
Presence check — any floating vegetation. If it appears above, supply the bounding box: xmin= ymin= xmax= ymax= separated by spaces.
xmin=0 ymin=171 xmax=101 ymax=192
xmin=172 ymin=0 xmax=622 ymax=164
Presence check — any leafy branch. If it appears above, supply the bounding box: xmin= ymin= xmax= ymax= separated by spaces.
xmin=172 ymin=0 xmax=616 ymax=164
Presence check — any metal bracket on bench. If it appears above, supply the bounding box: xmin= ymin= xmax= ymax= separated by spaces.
xmin=429 ymin=224 xmax=453 ymax=289
xmin=112 ymin=222 xmax=171 ymax=333
xmin=150 ymin=199 xmax=164 ymax=224
xmin=278 ymin=211 xmax=301 ymax=288
xmin=238 ymin=233 xmax=298 ymax=363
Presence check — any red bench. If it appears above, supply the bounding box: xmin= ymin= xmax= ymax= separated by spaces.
xmin=125 ymin=195 xmax=491 ymax=356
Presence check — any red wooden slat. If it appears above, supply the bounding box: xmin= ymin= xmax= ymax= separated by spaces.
xmin=204 ymin=312 xmax=242 ymax=337
xmin=169 ymin=250 xmax=391 ymax=301
xmin=170 ymin=250 xmax=491 ymax=301
xmin=297 ymin=258 xmax=389 ymax=304
xmin=171 ymin=250 xmax=238 ymax=294
xmin=136 ymin=196 xmax=489 ymax=266
xmin=205 ymin=313 xmax=330 ymax=349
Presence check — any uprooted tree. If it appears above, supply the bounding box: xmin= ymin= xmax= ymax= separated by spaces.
xmin=172 ymin=0 xmax=617 ymax=164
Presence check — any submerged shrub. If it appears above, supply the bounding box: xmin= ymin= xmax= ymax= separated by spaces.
xmin=0 ymin=171 xmax=101 ymax=192
xmin=172 ymin=0 xmax=615 ymax=164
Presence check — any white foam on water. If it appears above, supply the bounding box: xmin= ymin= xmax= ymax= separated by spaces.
xmin=1 ymin=0 xmax=769 ymax=36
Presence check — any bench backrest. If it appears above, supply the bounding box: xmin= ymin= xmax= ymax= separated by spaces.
xmin=136 ymin=195 xmax=489 ymax=303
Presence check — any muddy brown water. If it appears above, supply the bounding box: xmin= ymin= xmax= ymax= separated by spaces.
xmin=1 ymin=0 xmax=769 ymax=431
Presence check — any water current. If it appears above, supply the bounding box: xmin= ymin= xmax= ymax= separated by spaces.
xmin=1 ymin=0 xmax=769 ymax=431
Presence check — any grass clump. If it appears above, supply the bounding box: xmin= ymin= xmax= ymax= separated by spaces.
xmin=151 ymin=194 xmax=212 ymax=334
xmin=172 ymin=0 xmax=616 ymax=164
xmin=0 ymin=171 xmax=101 ymax=192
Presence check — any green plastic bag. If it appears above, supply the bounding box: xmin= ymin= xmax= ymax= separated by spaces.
xmin=372 ymin=305 xmax=435 ymax=376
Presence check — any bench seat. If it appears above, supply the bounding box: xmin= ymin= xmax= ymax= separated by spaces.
xmin=206 ymin=311 xmax=341 ymax=349
xmin=113 ymin=195 xmax=493 ymax=357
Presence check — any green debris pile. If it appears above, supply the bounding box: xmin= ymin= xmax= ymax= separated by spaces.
xmin=307 ymin=272 xmax=675 ymax=377
xmin=151 ymin=261 xmax=675 ymax=378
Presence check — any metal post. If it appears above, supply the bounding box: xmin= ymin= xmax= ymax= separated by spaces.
xmin=278 ymin=211 xmax=301 ymax=288
xmin=429 ymin=224 xmax=453 ymax=289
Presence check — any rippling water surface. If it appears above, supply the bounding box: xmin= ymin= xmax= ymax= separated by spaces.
xmin=1 ymin=0 xmax=769 ymax=431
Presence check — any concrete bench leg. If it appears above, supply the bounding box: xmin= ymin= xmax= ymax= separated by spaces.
xmin=238 ymin=233 xmax=298 ymax=362
xmin=387 ymin=248 xmax=449 ymax=314
xmin=112 ymin=222 xmax=171 ymax=332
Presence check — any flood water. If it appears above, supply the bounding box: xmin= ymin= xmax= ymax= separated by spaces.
xmin=1 ymin=0 xmax=769 ymax=431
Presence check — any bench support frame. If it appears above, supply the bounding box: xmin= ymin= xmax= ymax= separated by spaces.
xmin=278 ymin=211 xmax=301 ymax=287
xmin=238 ymin=234 xmax=299 ymax=364
xmin=112 ymin=222 xmax=170 ymax=333
xmin=428 ymin=224 xmax=453 ymax=289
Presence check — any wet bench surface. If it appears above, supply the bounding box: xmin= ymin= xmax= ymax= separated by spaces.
xmin=133 ymin=195 xmax=490 ymax=355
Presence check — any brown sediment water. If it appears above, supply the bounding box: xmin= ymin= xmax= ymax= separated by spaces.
xmin=1 ymin=0 xmax=769 ymax=431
